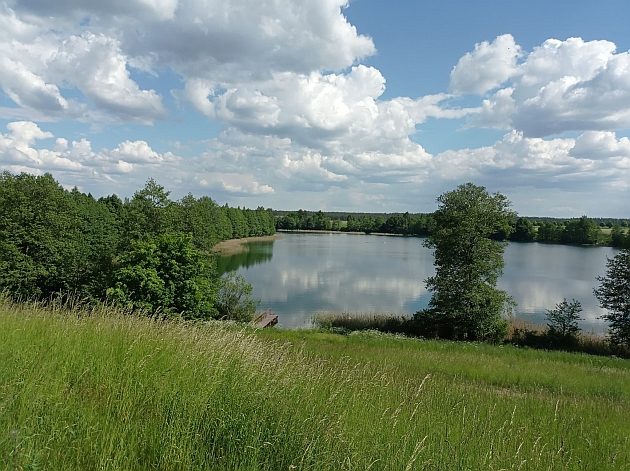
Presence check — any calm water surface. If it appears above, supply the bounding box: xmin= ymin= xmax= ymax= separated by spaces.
xmin=218 ymin=233 xmax=618 ymax=332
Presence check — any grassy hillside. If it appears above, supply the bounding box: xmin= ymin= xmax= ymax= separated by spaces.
xmin=1 ymin=301 xmax=629 ymax=470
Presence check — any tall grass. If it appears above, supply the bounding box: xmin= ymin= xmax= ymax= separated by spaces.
xmin=1 ymin=299 xmax=629 ymax=469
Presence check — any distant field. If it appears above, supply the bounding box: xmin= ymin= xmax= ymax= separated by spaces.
xmin=1 ymin=302 xmax=629 ymax=470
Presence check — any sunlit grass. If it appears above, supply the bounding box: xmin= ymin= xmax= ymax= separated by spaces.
xmin=1 ymin=299 xmax=629 ymax=470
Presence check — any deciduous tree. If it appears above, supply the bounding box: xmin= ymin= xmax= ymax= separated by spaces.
xmin=416 ymin=183 xmax=515 ymax=341
xmin=546 ymin=298 xmax=582 ymax=341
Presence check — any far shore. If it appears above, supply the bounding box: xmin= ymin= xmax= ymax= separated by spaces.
xmin=277 ymin=229 xmax=410 ymax=237
xmin=212 ymin=234 xmax=282 ymax=256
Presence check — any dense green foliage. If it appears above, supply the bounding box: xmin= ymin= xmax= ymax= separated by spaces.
xmin=511 ymin=216 xmax=536 ymax=241
xmin=107 ymin=233 xmax=217 ymax=318
xmin=416 ymin=183 xmax=515 ymax=341
xmin=611 ymin=225 xmax=630 ymax=248
xmin=536 ymin=216 xmax=629 ymax=246
xmin=1 ymin=303 xmax=628 ymax=470
xmin=0 ymin=174 xmax=119 ymax=300
xmin=0 ymin=172 xmax=274 ymax=318
xmin=595 ymin=249 xmax=630 ymax=347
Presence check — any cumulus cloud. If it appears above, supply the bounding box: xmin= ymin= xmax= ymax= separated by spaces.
xmin=120 ymin=0 xmax=376 ymax=78
xmin=186 ymin=66 xmax=472 ymax=164
xmin=433 ymin=130 xmax=629 ymax=193
xmin=1 ymin=4 xmax=629 ymax=215
xmin=0 ymin=0 xmax=471 ymax=169
xmin=0 ymin=6 xmax=164 ymax=122
xmin=0 ymin=57 xmax=68 ymax=112
xmin=49 ymin=33 xmax=165 ymax=121
xmin=0 ymin=121 xmax=274 ymax=197
xmin=455 ymin=35 xmax=630 ymax=136
xmin=1 ymin=120 xmax=629 ymax=215
xmin=15 ymin=0 xmax=179 ymax=21
xmin=450 ymin=34 xmax=521 ymax=95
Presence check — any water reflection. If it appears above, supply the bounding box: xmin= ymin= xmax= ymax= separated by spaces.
xmin=219 ymin=233 xmax=617 ymax=331
xmin=500 ymin=243 xmax=614 ymax=333
xmin=216 ymin=240 xmax=274 ymax=273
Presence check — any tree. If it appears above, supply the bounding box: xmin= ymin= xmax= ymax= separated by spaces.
xmin=562 ymin=216 xmax=599 ymax=245
xmin=0 ymin=173 xmax=92 ymax=299
xmin=546 ymin=298 xmax=582 ymax=341
xmin=537 ymin=221 xmax=563 ymax=243
xmin=107 ymin=233 xmax=217 ymax=319
xmin=511 ymin=217 xmax=536 ymax=242
xmin=594 ymin=249 xmax=630 ymax=347
xmin=122 ymin=178 xmax=173 ymax=240
xmin=611 ymin=226 xmax=629 ymax=249
xmin=415 ymin=183 xmax=515 ymax=341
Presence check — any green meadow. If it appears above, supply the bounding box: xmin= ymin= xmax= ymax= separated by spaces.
xmin=1 ymin=300 xmax=629 ymax=470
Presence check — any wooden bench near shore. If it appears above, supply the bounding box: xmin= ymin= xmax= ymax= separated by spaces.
xmin=252 ymin=310 xmax=278 ymax=329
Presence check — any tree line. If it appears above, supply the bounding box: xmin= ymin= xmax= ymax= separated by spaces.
xmin=276 ymin=210 xmax=434 ymax=236
xmin=0 ymin=172 xmax=274 ymax=319
xmin=276 ymin=210 xmax=630 ymax=247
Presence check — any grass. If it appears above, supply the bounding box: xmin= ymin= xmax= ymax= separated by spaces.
xmin=1 ymin=300 xmax=629 ymax=470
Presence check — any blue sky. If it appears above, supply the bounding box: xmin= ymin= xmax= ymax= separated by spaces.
xmin=1 ymin=0 xmax=629 ymax=216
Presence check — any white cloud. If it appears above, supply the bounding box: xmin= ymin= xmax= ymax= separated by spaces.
xmin=0 ymin=121 xmax=81 ymax=171
xmin=186 ymin=66 xmax=472 ymax=166
xmin=0 ymin=7 xmax=164 ymax=122
xmin=1 ymin=5 xmax=629 ymax=216
xmin=14 ymin=0 xmax=179 ymax=21
xmin=433 ymin=130 xmax=629 ymax=192
xmin=1 ymin=121 xmax=629 ymax=215
xmin=120 ymin=0 xmax=375 ymax=78
xmin=0 ymin=57 xmax=68 ymax=112
xmin=450 ymin=34 xmax=521 ymax=95
xmin=517 ymin=38 xmax=614 ymax=92
xmin=50 ymin=33 xmax=165 ymax=121
xmin=0 ymin=121 xmax=274 ymax=197
xmin=196 ymin=174 xmax=275 ymax=196
xmin=457 ymin=35 xmax=630 ymax=136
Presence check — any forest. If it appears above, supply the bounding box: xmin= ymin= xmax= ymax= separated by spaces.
xmin=275 ymin=210 xmax=630 ymax=247
xmin=0 ymin=172 xmax=275 ymax=318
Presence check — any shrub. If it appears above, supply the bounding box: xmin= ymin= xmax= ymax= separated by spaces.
xmin=215 ymin=272 xmax=258 ymax=322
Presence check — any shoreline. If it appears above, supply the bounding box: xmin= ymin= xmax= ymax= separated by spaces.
xmin=277 ymin=229 xmax=411 ymax=237
xmin=212 ymin=234 xmax=282 ymax=256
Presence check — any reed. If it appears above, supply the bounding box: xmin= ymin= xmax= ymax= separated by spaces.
xmin=314 ymin=311 xmax=629 ymax=358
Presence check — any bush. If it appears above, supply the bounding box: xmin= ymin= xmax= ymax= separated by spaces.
xmin=215 ymin=272 xmax=258 ymax=322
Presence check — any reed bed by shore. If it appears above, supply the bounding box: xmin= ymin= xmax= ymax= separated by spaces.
xmin=1 ymin=300 xmax=629 ymax=470
xmin=313 ymin=311 xmax=629 ymax=358
xmin=212 ymin=234 xmax=281 ymax=256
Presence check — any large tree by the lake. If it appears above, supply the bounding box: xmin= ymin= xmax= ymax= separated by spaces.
xmin=594 ymin=249 xmax=630 ymax=348
xmin=416 ymin=183 xmax=515 ymax=341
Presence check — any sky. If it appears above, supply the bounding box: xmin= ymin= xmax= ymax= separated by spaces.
xmin=0 ymin=0 xmax=629 ymax=216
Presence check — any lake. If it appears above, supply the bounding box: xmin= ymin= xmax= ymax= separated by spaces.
xmin=218 ymin=232 xmax=619 ymax=332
